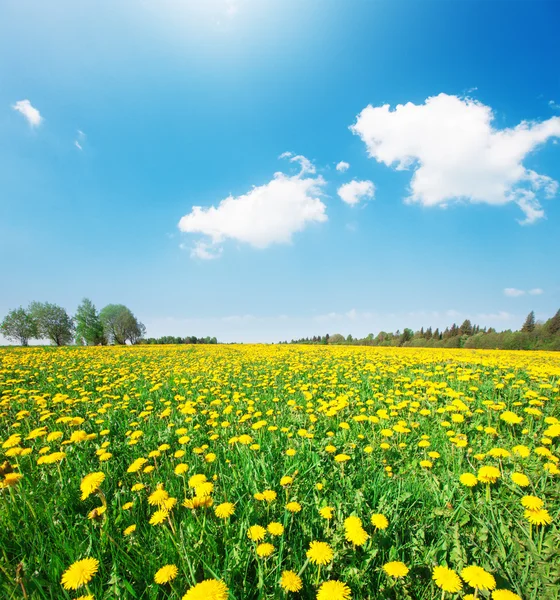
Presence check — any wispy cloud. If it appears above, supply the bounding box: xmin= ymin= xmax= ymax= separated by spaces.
xmin=12 ymin=99 xmax=43 ymax=127
xmin=504 ymin=287 xmax=544 ymax=297
xmin=504 ymin=288 xmax=525 ymax=297
xmin=74 ymin=129 xmax=85 ymax=150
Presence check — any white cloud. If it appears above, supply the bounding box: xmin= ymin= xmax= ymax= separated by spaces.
xmin=190 ymin=241 xmax=223 ymax=260
xmin=279 ymin=151 xmax=316 ymax=175
xmin=178 ymin=154 xmax=327 ymax=256
xmin=549 ymin=100 xmax=560 ymax=111
xmin=504 ymin=288 xmax=525 ymax=297
xmin=351 ymin=93 xmax=560 ymax=224
xmin=336 ymin=161 xmax=350 ymax=172
xmin=528 ymin=288 xmax=544 ymax=295
xmin=337 ymin=179 xmax=375 ymax=206
xmin=74 ymin=129 xmax=85 ymax=150
xmin=12 ymin=99 xmax=43 ymax=127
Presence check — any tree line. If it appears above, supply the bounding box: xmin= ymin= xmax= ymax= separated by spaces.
xmin=1 ymin=300 xmax=146 ymax=346
xmin=282 ymin=309 xmax=560 ymax=351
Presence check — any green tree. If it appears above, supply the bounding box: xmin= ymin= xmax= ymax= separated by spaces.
xmin=546 ymin=309 xmax=560 ymax=335
xmin=99 ymin=304 xmax=145 ymax=345
xmin=75 ymin=298 xmax=105 ymax=345
xmin=400 ymin=328 xmax=414 ymax=345
xmin=459 ymin=319 xmax=473 ymax=336
xmin=29 ymin=302 xmax=74 ymax=346
xmin=521 ymin=311 xmax=536 ymax=333
xmin=0 ymin=307 xmax=38 ymax=346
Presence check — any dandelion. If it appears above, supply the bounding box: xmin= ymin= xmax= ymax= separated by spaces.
xmin=256 ymin=543 xmax=275 ymax=557
xmin=247 ymin=525 xmax=266 ymax=541
xmin=148 ymin=485 xmax=169 ymax=507
xmin=477 ymin=466 xmax=501 ymax=484
xmin=285 ymin=501 xmax=302 ymax=513
xmin=123 ymin=524 xmax=136 ymax=536
xmin=307 ymin=541 xmax=334 ymax=565
xmin=524 ymin=508 xmax=552 ymax=526
xmin=215 ymin=502 xmax=235 ymax=519
xmin=370 ymin=513 xmax=389 ymax=530
xmin=60 ymin=558 xmax=99 ymax=590
xmin=182 ymin=579 xmax=229 ymax=600
xmin=511 ymin=472 xmax=530 ymax=487
xmin=320 ymin=506 xmax=334 ymax=520
xmin=461 ymin=566 xmax=496 ymax=591
xmin=492 ymin=591 xmax=522 ymax=600
xmin=334 ymin=454 xmax=351 ymax=463
xmin=267 ymin=522 xmax=284 ymax=536
xmin=280 ymin=570 xmax=302 ymax=593
xmin=383 ymin=562 xmax=409 ymax=579
xmin=280 ymin=476 xmax=293 ymax=486
xmin=316 ymin=580 xmax=352 ymax=600
xmin=154 ymin=564 xmax=178 ymax=584
xmin=262 ymin=489 xmax=277 ymax=502
xmin=432 ymin=566 xmax=462 ymax=593
xmin=80 ymin=472 xmax=105 ymax=501
xmin=149 ymin=509 xmax=169 ymax=525
xmin=521 ymin=495 xmax=543 ymax=510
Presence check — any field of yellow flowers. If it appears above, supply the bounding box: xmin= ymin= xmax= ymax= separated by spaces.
xmin=1 ymin=345 xmax=559 ymax=600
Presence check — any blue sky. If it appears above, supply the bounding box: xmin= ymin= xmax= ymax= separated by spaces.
xmin=1 ymin=0 xmax=559 ymax=342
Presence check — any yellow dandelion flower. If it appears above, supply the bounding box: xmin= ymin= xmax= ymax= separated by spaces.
xmin=460 ymin=473 xmax=478 ymax=487
xmin=60 ymin=558 xmax=100 ymax=590
xmin=175 ymin=463 xmax=189 ymax=475
xmin=316 ymin=580 xmax=352 ymax=600
xmin=247 ymin=525 xmax=266 ymax=541
xmin=123 ymin=524 xmax=136 ymax=536
xmin=524 ymin=508 xmax=552 ymax=526
xmin=256 ymin=543 xmax=275 ymax=557
xmin=383 ymin=561 xmax=409 ymax=578
xmin=477 ymin=466 xmax=501 ymax=484
xmin=461 ymin=566 xmax=496 ymax=591
xmin=148 ymin=484 xmax=169 ymax=507
xmin=334 ymin=454 xmax=351 ymax=463
xmin=215 ymin=502 xmax=235 ymax=519
xmin=511 ymin=472 xmax=530 ymax=487
xmin=432 ymin=566 xmax=462 ymax=593
xmin=521 ymin=495 xmax=543 ymax=510
xmin=188 ymin=474 xmax=207 ymax=488
xmin=267 ymin=522 xmax=284 ymax=536
xmin=280 ymin=570 xmax=302 ymax=593
xmin=492 ymin=590 xmax=522 ymax=600
xmin=182 ymin=579 xmax=229 ymax=600
xmin=370 ymin=513 xmax=389 ymax=530
xmin=307 ymin=541 xmax=334 ymax=565
xmin=320 ymin=506 xmax=334 ymax=520
xmin=154 ymin=564 xmax=178 ymax=584
xmin=149 ymin=509 xmax=169 ymax=525
xmin=80 ymin=472 xmax=105 ymax=501
xmin=285 ymin=501 xmax=302 ymax=513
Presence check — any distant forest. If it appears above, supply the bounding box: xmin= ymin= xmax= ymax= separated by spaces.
xmin=282 ymin=309 xmax=560 ymax=351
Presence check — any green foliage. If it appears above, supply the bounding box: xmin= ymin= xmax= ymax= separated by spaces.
xmin=28 ymin=302 xmax=74 ymax=346
xmin=0 ymin=307 xmax=37 ymax=346
xmin=99 ymin=304 xmax=145 ymax=345
xmin=522 ymin=311 xmax=536 ymax=333
xmin=75 ymin=298 xmax=106 ymax=346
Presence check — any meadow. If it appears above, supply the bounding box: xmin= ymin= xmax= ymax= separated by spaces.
xmin=1 ymin=345 xmax=559 ymax=600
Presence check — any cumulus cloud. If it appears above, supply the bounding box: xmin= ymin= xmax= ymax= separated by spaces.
xmin=504 ymin=288 xmax=525 ymax=297
xmin=178 ymin=153 xmax=327 ymax=257
xmin=351 ymin=93 xmax=560 ymax=224
xmin=337 ymin=179 xmax=375 ymax=206
xmin=336 ymin=161 xmax=350 ymax=172
xmin=12 ymin=99 xmax=43 ymax=126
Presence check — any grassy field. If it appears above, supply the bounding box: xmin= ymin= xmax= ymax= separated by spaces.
xmin=1 ymin=345 xmax=559 ymax=600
